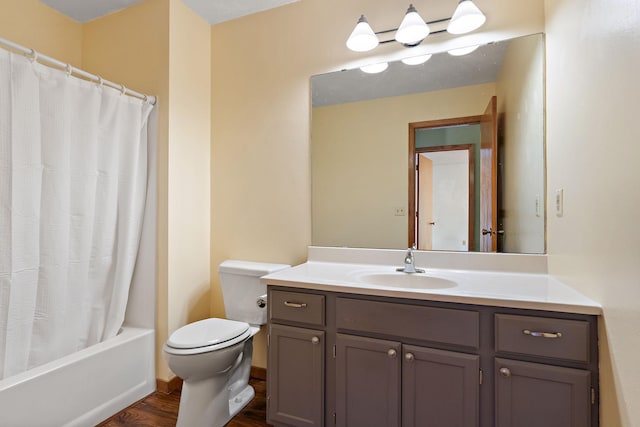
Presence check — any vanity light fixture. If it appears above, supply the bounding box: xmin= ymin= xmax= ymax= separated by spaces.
xmin=346 ymin=1 xmax=486 ymax=53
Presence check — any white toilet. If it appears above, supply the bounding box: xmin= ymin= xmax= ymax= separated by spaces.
xmin=163 ymin=260 xmax=289 ymax=427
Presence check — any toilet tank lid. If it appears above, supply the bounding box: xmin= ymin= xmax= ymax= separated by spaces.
xmin=218 ymin=260 xmax=290 ymax=277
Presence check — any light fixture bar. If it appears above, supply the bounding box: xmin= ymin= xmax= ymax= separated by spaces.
xmin=375 ymin=17 xmax=450 ymax=44
xmin=378 ymin=29 xmax=447 ymax=45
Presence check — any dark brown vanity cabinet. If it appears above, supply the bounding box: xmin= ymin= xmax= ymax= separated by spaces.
xmin=266 ymin=286 xmax=599 ymax=427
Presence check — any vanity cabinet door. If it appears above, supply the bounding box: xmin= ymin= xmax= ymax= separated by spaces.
xmin=402 ymin=345 xmax=480 ymax=427
xmin=267 ymin=324 xmax=324 ymax=427
xmin=335 ymin=334 xmax=401 ymax=427
xmin=495 ymin=358 xmax=591 ymax=427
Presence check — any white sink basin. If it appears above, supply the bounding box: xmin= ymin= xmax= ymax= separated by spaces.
xmin=356 ymin=272 xmax=457 ymax=289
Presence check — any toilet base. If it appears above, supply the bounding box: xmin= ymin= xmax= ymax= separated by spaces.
xmin=172 ymin=335 xmax=258 ymax=427
xmin=176 ymin=380 xmax=256 ymax=427
xmin=229 ymin=384 xmax=255 ymax=419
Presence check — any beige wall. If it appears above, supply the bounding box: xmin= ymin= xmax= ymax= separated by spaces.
xmin=496 ymin=35 xmax=545 ymax=253
xmin=311 ymin=83 xmax=496 ymax=249
xmin=166 ymin=0 xmax=212 ymax=377
xmin=0 ymin=0 xmax=82 ymax=65
xmin=545 ymin=0 xmax=640 ymax=425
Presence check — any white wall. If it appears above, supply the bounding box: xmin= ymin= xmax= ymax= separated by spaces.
xmin=545 ymin=0 xmax=640 ymax=425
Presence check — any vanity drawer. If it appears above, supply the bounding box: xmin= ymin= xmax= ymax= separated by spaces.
xmin=269 ymin=290 xmax=325 ymax=327
xmin=495 ymin=314 xmax=590 ymax=363
xmin=336 ymin=298 xmax=479 ymax=349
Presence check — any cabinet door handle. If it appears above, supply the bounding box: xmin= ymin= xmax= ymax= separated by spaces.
xmin=499 ymin=367 xmax=511 ymax=377
xmin=523 ymin=329 xmax=562 ymax=339
xmin=311 ymin=336 xmax=319 ymax=344
xmin=387 ymin=349 xmax=397 ymax=358
xmin=405 ymin=352 xmax=415 ymax=362
xmin=284 ymin=301 xmax=307 ymax=308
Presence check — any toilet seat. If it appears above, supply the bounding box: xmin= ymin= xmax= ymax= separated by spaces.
xmin=164 ymin=318 xmax=252 ymax=356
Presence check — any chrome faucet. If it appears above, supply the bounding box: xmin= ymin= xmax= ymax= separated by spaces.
xmin=397 ymin=245 xmax=425 ymax=274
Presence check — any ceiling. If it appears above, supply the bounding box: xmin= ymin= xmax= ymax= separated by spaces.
xmin=39 ymin=0 xmax=300 ymax=24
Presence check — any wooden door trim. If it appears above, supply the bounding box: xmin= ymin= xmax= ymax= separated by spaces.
xmin=480 ymin=96 xmax=498 ymax=251
xmin=408 ymin=116 xmax=482 ymax=248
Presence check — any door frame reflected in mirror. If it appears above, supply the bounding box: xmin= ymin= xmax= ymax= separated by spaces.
xmin=409 ymin=96 xmax=497 ymax=252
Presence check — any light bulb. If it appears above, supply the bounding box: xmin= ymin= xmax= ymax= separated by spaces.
xmin=447 ymin=0 xmax=486 ymax=35
xmin=395 ymin=4 xmax=430 ymax=46
xmin=346 ymin=15 xmax=379 ymax=52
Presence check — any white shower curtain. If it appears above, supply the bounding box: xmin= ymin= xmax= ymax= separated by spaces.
xmin=0 ymin=49 xmax=154 ymax=379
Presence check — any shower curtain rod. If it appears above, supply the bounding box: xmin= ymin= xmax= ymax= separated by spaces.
xmin=0 ymin=37 xmax=156 ymax=105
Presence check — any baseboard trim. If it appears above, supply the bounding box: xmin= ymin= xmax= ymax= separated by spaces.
xmin=156 ymin=376 xmax=182 ymax=394
xmin=251 ymin=366 xmax=267 ymax=381
xmin=157 ymin=366 xmax=266 ymax=394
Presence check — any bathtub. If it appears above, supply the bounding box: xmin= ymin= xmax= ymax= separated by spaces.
xmin=0 ymin=326 xmax=155 ymax=427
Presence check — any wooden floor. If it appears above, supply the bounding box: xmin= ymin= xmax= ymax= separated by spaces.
xmin=97 ymin=378 xmax=272 ymax=427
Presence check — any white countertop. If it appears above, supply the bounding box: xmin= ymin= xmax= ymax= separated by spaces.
xmin=262 ymin=251 xmax=602 ymax=315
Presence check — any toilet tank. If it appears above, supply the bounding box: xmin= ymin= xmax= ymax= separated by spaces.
xmin=219 ymin=260 xmax=290 ymax=325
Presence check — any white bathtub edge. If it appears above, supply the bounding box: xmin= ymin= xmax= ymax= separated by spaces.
xmin=0 ymin=326 xmax=156 ymax=427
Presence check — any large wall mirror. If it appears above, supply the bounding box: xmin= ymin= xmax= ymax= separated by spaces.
xmin=311 ymin=33 xmax=545 ymax=254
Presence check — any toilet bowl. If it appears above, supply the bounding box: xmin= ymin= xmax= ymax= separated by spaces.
xmin=163 ymin=260 xmax=289 ymax=427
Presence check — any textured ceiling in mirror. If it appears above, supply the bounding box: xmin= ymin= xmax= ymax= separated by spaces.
xmin=312 ymin=41 xmax=508 ymax=107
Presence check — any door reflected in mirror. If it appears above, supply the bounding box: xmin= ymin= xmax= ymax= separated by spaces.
xmin=311 ymin=33 xmax=545 ymax=254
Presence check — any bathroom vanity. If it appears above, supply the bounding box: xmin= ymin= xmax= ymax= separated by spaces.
xmin=262 ymin=248 xmax=601 ymax=427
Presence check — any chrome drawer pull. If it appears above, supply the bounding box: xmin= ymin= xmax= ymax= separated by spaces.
xmin=284 ymin=301 xmax=308 ymax=308
xmin=523 ymin=329 xmax=562 ymax=339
